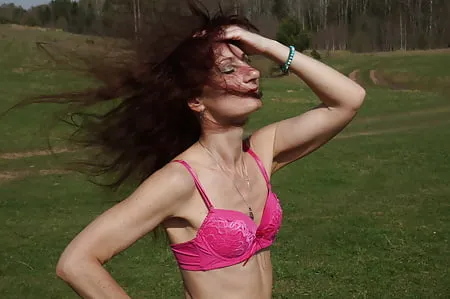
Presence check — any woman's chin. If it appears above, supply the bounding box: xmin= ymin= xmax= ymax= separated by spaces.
xmin=242 ymin=99 xmax=263 ymax=115
xmin=250 ymin=96 xmax=263 ymax=109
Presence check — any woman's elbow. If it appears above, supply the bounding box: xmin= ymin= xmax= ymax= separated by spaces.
xmin=56 ymin=252 xmax=96 ymax=281
xmin=347 ymin=86 xmax=366 ymax=112
xmin=56 ymin=254 xmax=78 ymax=281
xmin=357 ymin=86 xmax=366 ymax=105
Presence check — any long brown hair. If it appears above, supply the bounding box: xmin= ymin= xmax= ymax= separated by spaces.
xmin=6 ymin=1 xmax=258 ymax=189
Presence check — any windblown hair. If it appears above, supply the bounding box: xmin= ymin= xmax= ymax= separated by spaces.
xmin=8 ymin=0 xmax=258 ymax=189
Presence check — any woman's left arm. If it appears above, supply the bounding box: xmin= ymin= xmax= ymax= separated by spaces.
xmin=253 ymin=40 xmax=366 ymax=173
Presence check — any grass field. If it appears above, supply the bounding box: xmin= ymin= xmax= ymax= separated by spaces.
xmin=1 ymin=24 xmax=449 ymax=298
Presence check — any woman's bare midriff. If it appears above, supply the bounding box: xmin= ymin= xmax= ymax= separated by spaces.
xmin=180 ymin=249 xmax=273 ymax=299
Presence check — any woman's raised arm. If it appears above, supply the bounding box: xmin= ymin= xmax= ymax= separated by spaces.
xmin=56 ymin=162 xmax=194 ymax=298
xmin=259 ymin=40 xmax=366 ymax=173
xmin=218 ymin=26 xmax=366 ymax=172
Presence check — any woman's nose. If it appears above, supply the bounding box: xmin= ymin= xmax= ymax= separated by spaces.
xmin=243 ymin=67 xmax=260 ymax=83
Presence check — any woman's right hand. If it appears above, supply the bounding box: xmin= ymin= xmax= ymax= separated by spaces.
xmin=56 ymin=162 xmax=194 ymax=298
xmin=217 ymin=25 xmax=273 ymax=57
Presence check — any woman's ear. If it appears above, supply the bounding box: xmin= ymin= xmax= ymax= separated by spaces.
xmin=187 ymin=97 xmax=204 ymax=113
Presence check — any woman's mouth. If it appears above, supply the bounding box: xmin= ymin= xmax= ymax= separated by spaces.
xmin=249 ymin=90 xmax=263 ymax=99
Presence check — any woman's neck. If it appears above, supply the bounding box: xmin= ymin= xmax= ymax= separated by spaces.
xmin=199 ymin=126 xmax=245 ymax=172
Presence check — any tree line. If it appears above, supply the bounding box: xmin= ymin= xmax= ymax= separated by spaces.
xmin=1 ymin=0 xmax=449 ymax=52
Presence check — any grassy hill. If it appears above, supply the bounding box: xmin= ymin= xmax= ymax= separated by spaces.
xmin=1 ymin=25 xmax=449 ymax=298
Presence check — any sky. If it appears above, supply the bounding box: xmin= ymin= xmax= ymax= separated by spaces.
xmin=3 ymin=0 xmax=53 ymax=9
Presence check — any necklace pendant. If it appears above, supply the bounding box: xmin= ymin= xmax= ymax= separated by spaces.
xmin=248 ymin=207 xmax=254 ymax=220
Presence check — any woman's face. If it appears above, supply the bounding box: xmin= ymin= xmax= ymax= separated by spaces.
xmin=200 ymin=42 xmax=262 ymax=126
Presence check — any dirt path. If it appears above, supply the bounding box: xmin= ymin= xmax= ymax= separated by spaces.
xmin=349 ymin=69 xmax=360 ymax=82
xmin=0 ymin=169 xmax=73 ymax=183
xmin=370 ymin=70 xmax=383 ymax=85
xmin=337 ymin=119 xmax=450 ymax=140
xmin=270 ymin=98 xmax=306 ymax=103
xmin=370 ymin=69 xmax=415 ymax=91
xmin=0 ymin=148 xmax=74 ymax=160
xmin=356 ymin=106 xmax=450 ymax=123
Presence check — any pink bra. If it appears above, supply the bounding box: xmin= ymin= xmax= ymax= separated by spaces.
xmin=170 ymin=148 xmax=282 ymax=271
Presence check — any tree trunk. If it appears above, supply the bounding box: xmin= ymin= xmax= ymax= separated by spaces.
xmin=137 ymin=0 xmax=141 ymax=34
xmin=132 ymin=0 xmax=137 ymax=38
xmin=400 ymin=10 xmax=404 ymax=50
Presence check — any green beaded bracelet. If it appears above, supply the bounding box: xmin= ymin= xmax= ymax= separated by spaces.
xmin=281 ymin=45 xmax=296 ymax=74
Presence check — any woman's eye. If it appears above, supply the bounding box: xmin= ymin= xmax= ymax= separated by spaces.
xmin=221 ymin=67 xmax=235 ymax=74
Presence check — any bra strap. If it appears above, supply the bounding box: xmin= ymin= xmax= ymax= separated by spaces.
xmin=246 ymin=148 xmax=271 ymax=189
xmin=172 ymin=160 xmax=213 ymax=210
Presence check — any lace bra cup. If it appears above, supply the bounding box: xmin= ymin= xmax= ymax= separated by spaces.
xmin=170 ymin=148 xmax=283 ymax=271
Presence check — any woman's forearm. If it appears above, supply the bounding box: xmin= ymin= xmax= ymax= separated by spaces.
xmin=57 ymin=259 xmax=130 ymax=299
xmin=263 ymin=40 xmax=365 ymax=110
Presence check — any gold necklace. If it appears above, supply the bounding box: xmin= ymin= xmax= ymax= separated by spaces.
xmin=198 ymin=140 xmax=254 ymax=220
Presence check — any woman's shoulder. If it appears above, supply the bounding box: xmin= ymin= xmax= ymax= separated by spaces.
xmin=138 ymin=160 xmax=197 ymax=206
xmin=169 ymin=144 xmax=205 ymax=171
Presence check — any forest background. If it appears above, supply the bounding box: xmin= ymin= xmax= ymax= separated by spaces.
xmin=0 ymin=0 xmax=449 ymax=53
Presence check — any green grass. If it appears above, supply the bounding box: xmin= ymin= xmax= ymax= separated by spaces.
xmin=1 ymin=26 xmax=449 ymax=298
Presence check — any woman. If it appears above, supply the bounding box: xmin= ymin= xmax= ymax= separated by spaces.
xmin=54 ymin=2 xmax=365 ymax=298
